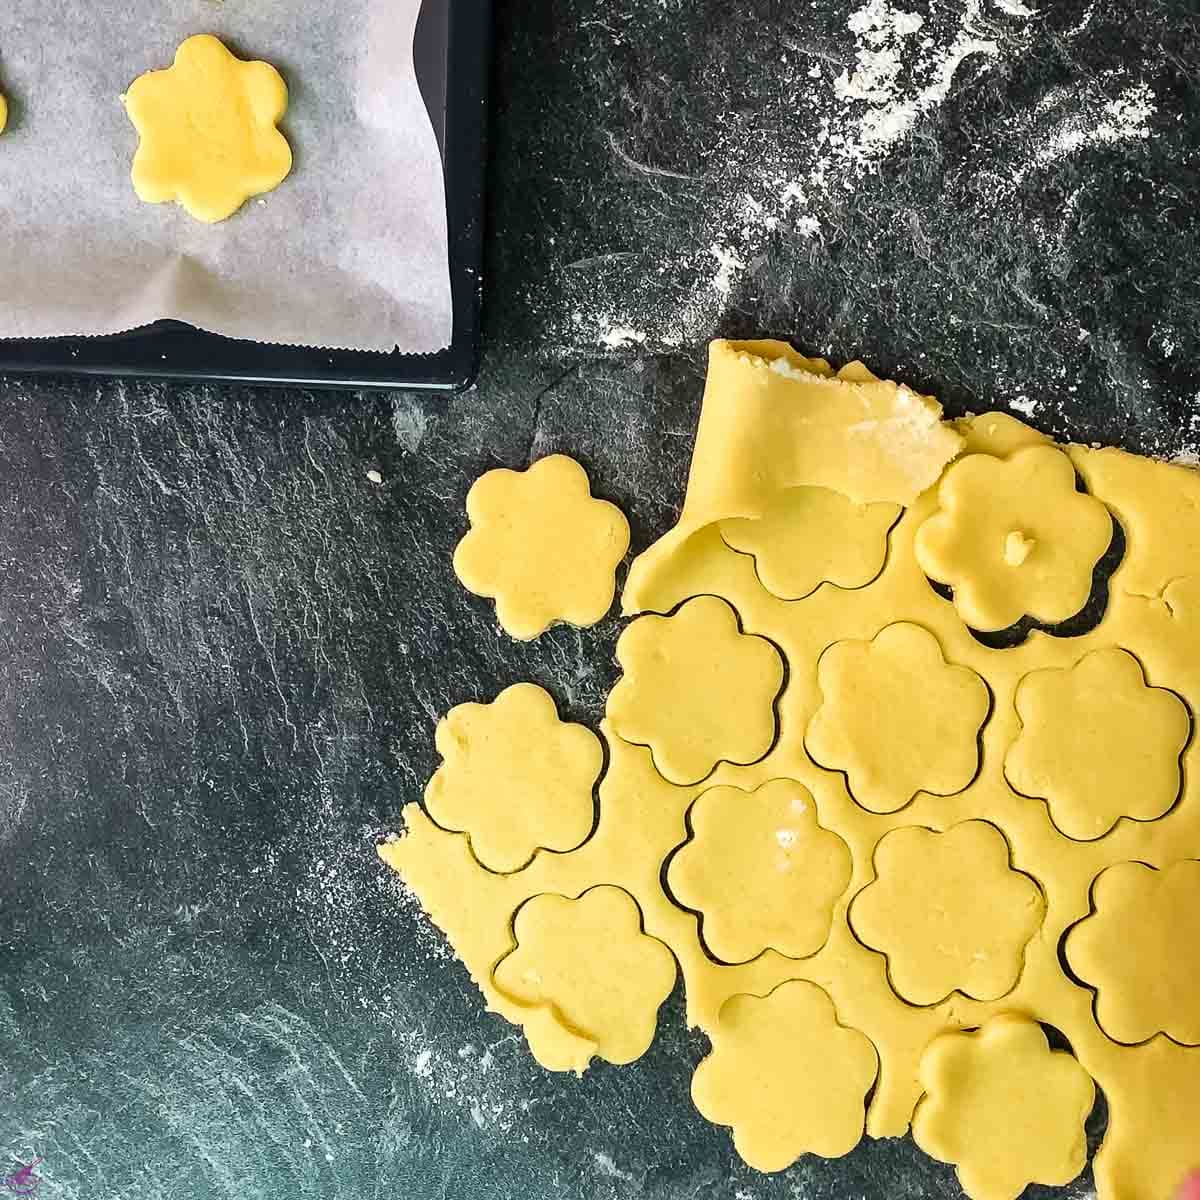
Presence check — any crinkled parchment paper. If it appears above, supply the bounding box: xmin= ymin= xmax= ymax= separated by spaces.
xmin=0 ymin=0 xmax=452 ymax=352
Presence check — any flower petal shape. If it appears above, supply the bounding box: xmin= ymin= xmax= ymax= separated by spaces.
xmin=914 ymin=445 xmax=1112 ymax=631
xmin=720 ymin=485 xmax=900 ymax=600
xmin=1066 ymin=860 xmax=1200 ymax=1045
xmin=692 ymin=980 xmax=878 ymax=1171
xmin=606 ymin=595 xmax=784 ymax=785
xmin=806 ymin=622 xmax=990 ymax=813
xmin=913 ymin=1016 xmax=1095 ymax=1200
xmin=424 ymin=683 xmax=601 ymax=873
xmin=125 ymin=35 xmax=293 ymax=224
xmin=492 ymin=887 xmax=676 ymax=1069
xmin=850 ymin=822 xmax=1044 ymax=1006
xmin=1005 ymin=647 xmax=1190 ymax=841
xmin=453 ymin=455 xmax=630 ymax=640
xmin=667 ymin=779 xmax=852 ymax=962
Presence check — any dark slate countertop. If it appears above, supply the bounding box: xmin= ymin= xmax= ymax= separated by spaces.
xmin=1 ymin=0 xmax=1196 ymax=1196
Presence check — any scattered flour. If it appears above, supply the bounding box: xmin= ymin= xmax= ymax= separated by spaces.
xmin=573 ymin=0 xmax=1043 ymax=351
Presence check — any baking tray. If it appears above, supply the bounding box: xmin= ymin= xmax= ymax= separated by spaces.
xmin=0 ymin=0 xmax=491 ymax=392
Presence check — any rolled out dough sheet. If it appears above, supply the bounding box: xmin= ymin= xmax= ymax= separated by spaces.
xmin=383 ymin=339 xmax=1200 ymax=1200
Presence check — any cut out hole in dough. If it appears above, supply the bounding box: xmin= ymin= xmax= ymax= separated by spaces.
xmin=666 ymin=779 xmax=852 ymax=964
xmin=606 ymin=595 xmax=785 ymax=786
xmin=806 ymin=622 xmax=991 ymax=814
xmin=719 ymin=486 xmax=901 ymax=601
xmin=1005 ymin=647 xmax=1191 ymax=841
xmin=849 ymin=821 xmax=1044 ymax=1007
xmin=491 ymin=886 xmax=677 ymax=1072
xmin=1065 ymin=860 xmax=1200 ymax=1046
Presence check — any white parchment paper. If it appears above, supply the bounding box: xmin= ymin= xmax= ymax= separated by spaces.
xmin=0 ymin=1 xmax=452 ymax=352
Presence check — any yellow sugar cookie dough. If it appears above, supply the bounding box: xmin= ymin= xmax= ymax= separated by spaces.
xmin=850 ymin=821 xmax=1044 ymax=1006
xmin=605 ymin=594 xmax=784 ymax=785
xmin=915 ymin=444 xmax=1113 ymax=632
xmin=806 ymin=622 xmax=990 ymax=814
xmin=423 ymin=683 xmax=601 ymax=874
xmin=667 ymin=779 xmax=851 ymax=963
xmin=1066 ymin=859 xmax=1200 ymax=1045
xmin=454 ymin=455 xmax=630 ymax=640
xmin=720 ymin=486 xmax=900 ymax=601
xmin=0 ymin=93 xmax=7 ymax=135
xmin=383 ymin=338 xmax=1200 ymax=1200
xmin=491 ymin=886 xmax=676 ymax=1070
xmin=914 ymin=1016 xmax=1095 ymax=1200
xmin=691 ymin=980 xmax=878 ymax=1171
xmin=1006 ymin=647 xmax=1191 ymax=841
xmin=124 ymin=34 xmax=292 ymax=224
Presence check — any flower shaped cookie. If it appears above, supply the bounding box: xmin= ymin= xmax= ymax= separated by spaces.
xmin=492 ymin=886 xmax=676 ymax=1069
xmin=124 ymin=35 xmax=293 ymax=224
xmin=606 ymin=595 xmax=785 ymax=785
xmin=850 ymin=822 xmax=1044 ymax=1005
xmin=424 ymin=683 xmax=601 ymax=873
xmin=914 ymin=445 xmax=1112 ymax=631
xmin=1066 ymin=860 xmax=1200 ymax=1045
xmin=1005 ymin=647 xmax=1190 ymax=841
xmin=667 ymin=779 xmax=852 ymax=962
xmin=454 ymin=455 xmax=630 ymax=640
xmin=913 ymin=1016 xmax=1095 ymax=1200
xmin=806 ymin=623 xmax=990 ymax=813
xmin=720 ymin=486 xmax=901 ymax=601
xmin=692 ymin=980 xmax=878 ymax=1171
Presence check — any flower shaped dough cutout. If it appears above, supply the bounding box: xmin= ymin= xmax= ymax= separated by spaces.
xmin=692 ymin=980 xmax=878 ymax=1171
xmin=424 ymin=683 xmax=601 ymax=873
xmin=454 ymin=455 xmax=630 ymax=640
xmin=913 ymin=1016 xmax=1095 ymax=1200
xmin=806 ymin=623 xmax=990 ymax=813
xmin=914 ymin=445 xmax=1112 ymax=631
xmin=719 ymin=486 xmax=901 ymax=601
xmin=124 ymin=35 xmax=293 ymax=224
xmin=1005 ymin=647 xmax=1191 ymax=841
xmin=1066 ymin=860 xmax=1200 ymax=1045
xmin=850 ymin=822 xmax=1044 ymax=1006
xmin=667 ymin=779 xmax=852 ymax=963
xmin=606 ymin=595 xmax=785 ymax=785
xmin=491 ymin=886 xmax=676 ymax=1070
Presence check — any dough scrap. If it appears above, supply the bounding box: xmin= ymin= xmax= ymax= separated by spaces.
xmin=383 ymin=339 xmax=1200 ymax=1199
xmin=691 ymin=980 xmax=878 ymax=1171
xmin=124 ymin=34 xmax=292 ymax=224
xmin=720 ymin=486 xmax=900 ymax=601
xmin=623 ymin=340 xmax=963 ymax=613
xmin=913 ymin=1016 xmax=1095 ymax=1200
xmin=666 ymin=779 xmax=851 ymax=963
xmin=454 ymin=455 xmax=630 ymax=640
xmin=491 ymin=886 xmax=676 ymax=1069
xmin=1005 ymin=647 xmax=1190 ymax=841
xmin=1066 ymin=860 xmax=1200 ymax=1045
xmin=806 ymin=622 xmax=990 ymax=814
xmin=915 ymin=445 xmax=1112 ymax=631
xmin=424 ymin=683 xmax=601 ymax=874
xmin=850 ymin=822 xmax=1044 ymax=1006
xmin=606 ymin=595 xmax=784 ymax=785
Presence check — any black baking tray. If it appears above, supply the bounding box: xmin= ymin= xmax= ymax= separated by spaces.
xmin=0 ymin=0 xmax=491 ymax=391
